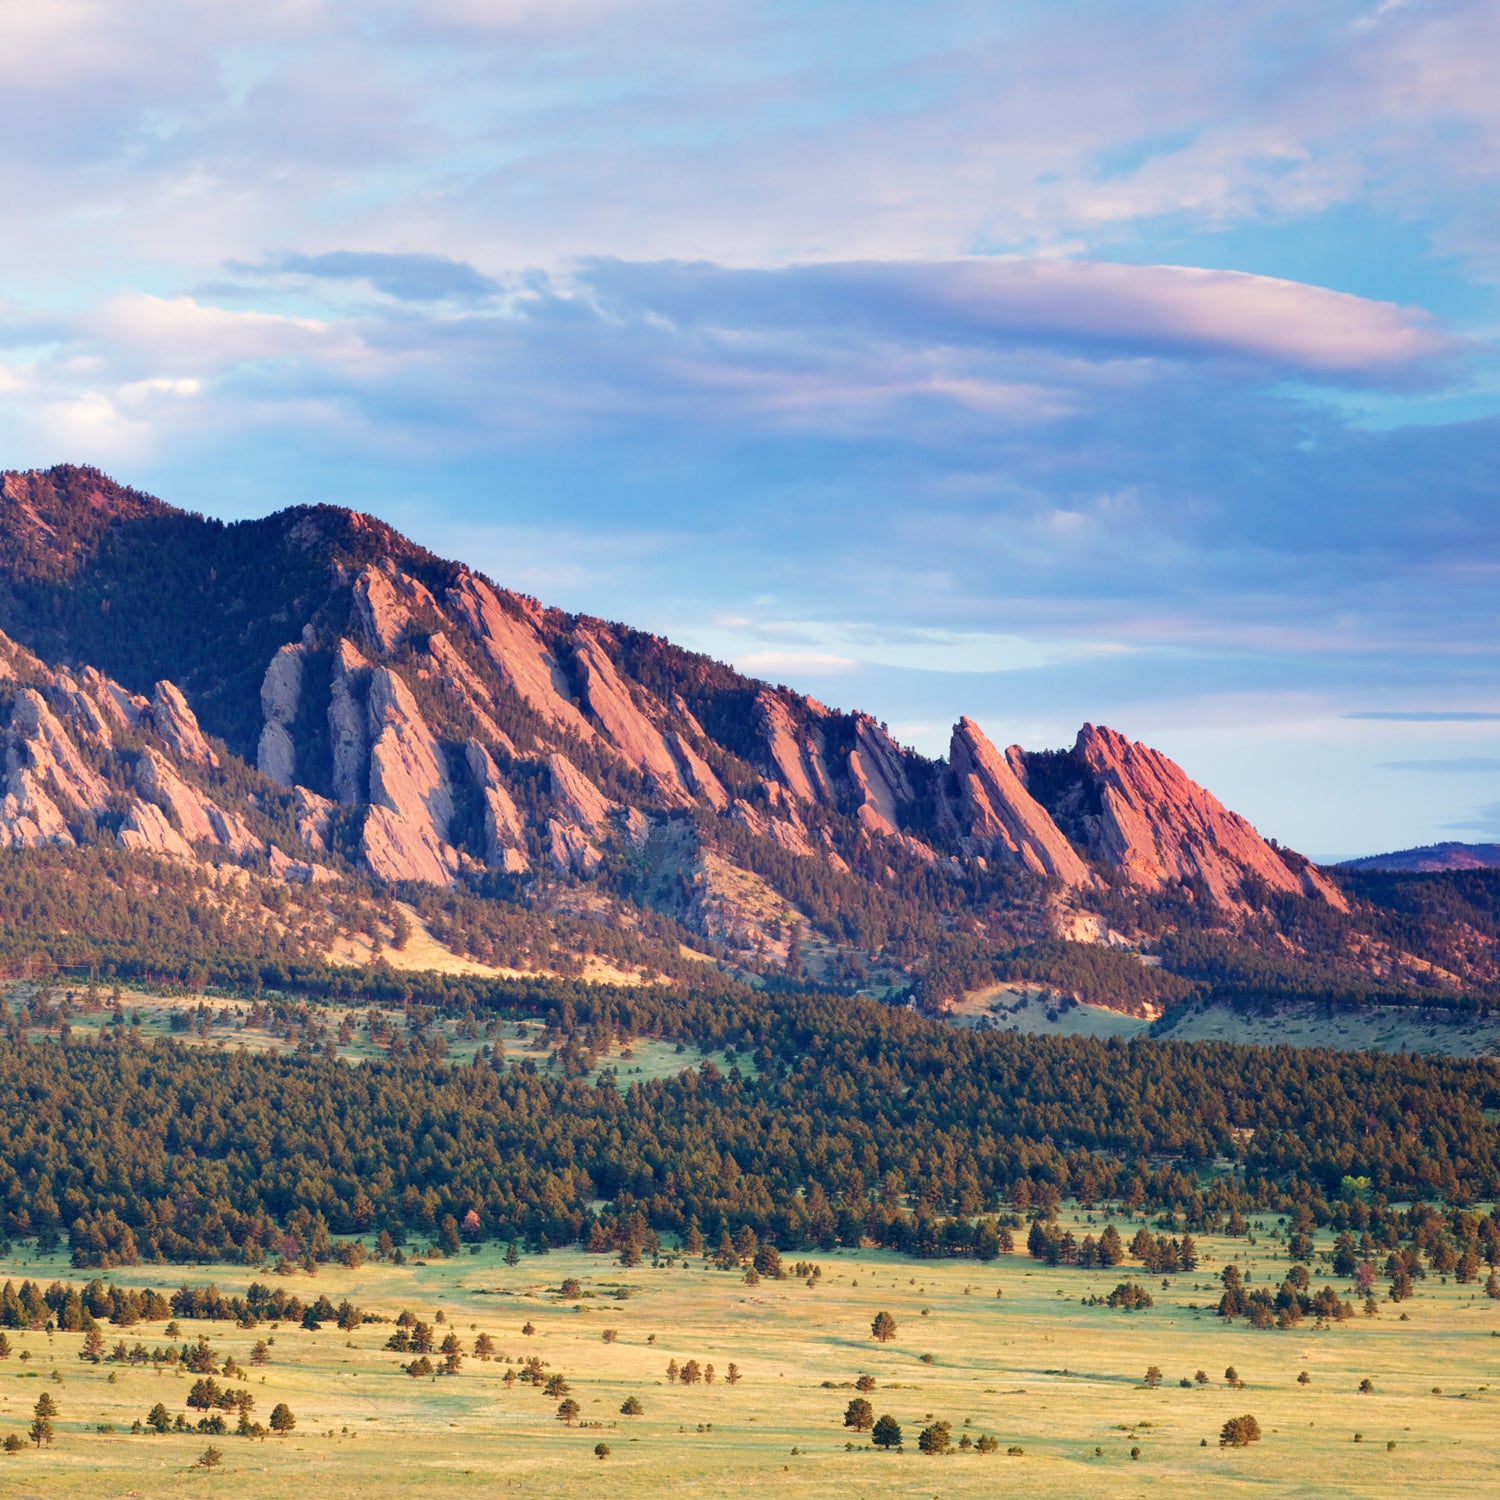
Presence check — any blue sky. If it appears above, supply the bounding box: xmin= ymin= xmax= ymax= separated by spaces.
xmin=1 ymin=0 xmax=1498 ymax=860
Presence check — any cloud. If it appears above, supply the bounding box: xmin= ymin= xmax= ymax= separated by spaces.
xmin=585 ymin=258 xmax=1457 ymax=379
xmin=1348 ymin=711 xmax=1500 ymax=722
xmin=1381 ymin=758 xmax=1500 ymax=772
xmin=733 ymin=651 xmax=859 ymax=676
xmin=235 ymin=251 xmax=503 ymax=303
xmin=87 ymin=294 xmax=337 ymax=372
xmin=1447 ymin=802 xmax=1500 ymax=838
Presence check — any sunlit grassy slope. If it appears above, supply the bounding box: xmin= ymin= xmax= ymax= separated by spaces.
xmin=2 ymin=1208 xmax=1497 ymax=1498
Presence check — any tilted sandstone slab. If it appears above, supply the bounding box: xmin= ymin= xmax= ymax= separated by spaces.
xmin=754 ymin=691 xmax=836 ymax=806
xmin=572 ymin=629 xmax=689 ymax=801
xmin=547 ymin=752 xmax=612 ymax=834
xmin=257 ymin=643 xmax=304 ymax=786
xmin=848 ymin=715 xmax=913 ymax=835
xmin=428 ymin=632 xmax=511 ymax=749
xmin=1073 ymin=724 xmax=1348 ymax=911
xmin=52 ymin=670 xmax=114 ymax=745
xmin=446 ymin=573 xmax=594 ymax=741
xmin=79 ymin=667 xmax=146 ymax=730
xmin=290 ymin=785 xmax=335 ymax=851
xmin=547 ymin=817 xmax=601 ymax=876
xmin=464 ymin=739 xmax=531 ymax=874
xmin=949 ymin=717 xmax=1094 ymax=886
xmin=9 ymin=688 xmax=111 ymax=814
xmin=352 ymin=564 xmax=411 ymax=655
xmin=118 ymin=798 xmax=195 ymax=859
xmin=665 ymin=729 xmax=728 ymax=810
xmin=135 ymin=747 xmax=219 ymax=845
xmin=149 ymin=680 xmax=218 ymax=767
xmin=362 ymin=666 xmax=458 ymax=885
xmin=328 ymin=639 xmax=371 ymax=807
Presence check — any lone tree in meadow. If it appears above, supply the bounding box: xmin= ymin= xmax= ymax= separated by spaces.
xmin=1220 ymin=1414 xmax=1262 ymax=1448
xmin=1144 ymin=1365 xmax=1163 ymax=1387
xmin=843 ymin=1398 xmax=874 ymax=1433
xmin=620 ymin=1397 xmax=643 ymax=1417
xmin=871 ymin=1311 xmax=896 ymax=1343
xmin=872 ymin=1414 xmax=902 ymax=1450
xmin=557 ymin=1399 xmax=581 ymax=1426
xmin=269 ymin=1403 xmax=296 ymax=1437
xmin=29 ymin=1393 xmax=57 ymax=1448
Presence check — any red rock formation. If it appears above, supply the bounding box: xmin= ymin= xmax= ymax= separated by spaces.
xmin=848 ymin=715 xmax=912 ymax=835
xmin=1073 ymin=724 xmax=1347 ymax=910
xmin=465 ymin=739 xmax=530 ymax=874
xmin=754 ymin=691 xmax=835 ymax=806
xmin=572 ymin=628 xmax=689 ymax=802
xmin=948 ymin=718 xmax=1095 ymax=885
xmin=363 ymin=667 xmax=459 ymax=885
xmin=446 ymin=573 xmax=594 ymax=740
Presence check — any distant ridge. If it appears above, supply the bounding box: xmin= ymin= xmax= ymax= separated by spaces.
xmin=1339 ymin=841 xmax=1500 ymax=873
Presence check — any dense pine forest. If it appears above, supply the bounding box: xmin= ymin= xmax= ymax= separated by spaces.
xmin=1 ymin=976 xmax=1497 ymax=1269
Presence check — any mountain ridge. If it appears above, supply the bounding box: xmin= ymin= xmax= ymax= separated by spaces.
xmin=0 ymin=463 xmax=1488 ymax=1008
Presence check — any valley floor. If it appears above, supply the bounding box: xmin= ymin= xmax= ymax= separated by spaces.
xmin=2 ymin=1211 xmax=1497 ymax=1498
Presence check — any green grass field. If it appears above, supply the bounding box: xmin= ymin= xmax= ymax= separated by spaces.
xmin=3 ymin=1209 xmax=1497 ymax=1498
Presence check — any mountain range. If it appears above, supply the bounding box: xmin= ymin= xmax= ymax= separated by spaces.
xmin=0 ymin=464 xmax=1493 ymax=1008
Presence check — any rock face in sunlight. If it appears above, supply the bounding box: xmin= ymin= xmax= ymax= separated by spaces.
xmin=946 ymin=716 xmax=1094 ymax=886
xmin=1066 ymin=724 xmax=1348 ymax=911
xmin=0 ymin=462 xmax=1364 ymax=988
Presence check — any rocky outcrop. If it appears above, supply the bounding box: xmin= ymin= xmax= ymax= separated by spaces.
xmin=52 ymin=670 xmax=114 ymax=745
xmin=1071 ymin=724 xmax=1347 ymax=910
xmin=547 ymin=752 xmax=612 ymax=834
xmin=134 ymin=747 xmax=257 ymax=854
xmin=572 ymin=629 xmax=689 ymax=801
xmin=80 ymin=667 xmax=146 ymax=730
xmin=949 ymin=718 xmax=1094 ymax=885
xmin=328 ymin=639 xmax=371 ymax=806
xmin=665 ymin=729 xmax=728 ymax=809
xmin=464 ymin=739 xmax=530 ymax=874
xmin=547 ymin=818 xmax=601 ymax=876
xmin=428 ymin=631 xmax=511 ymax=749
xmin=257 ymin=643 xmax=304 ymax=786
xmin=268 ymin=845 xmax=339 ymax=885
xmin=136 ymin=747 xmax=218 ymax=843
xmin=352 ymin=565 xmax=411 ymax=655
xmin=446 ymin=573 xmax=594 ymax=740
xmin=9 ymin=688 xmax=111 ymax=815
xmin=848 ymin=716 xmax=912 ymax=835
xmin=290 ymin=785 xmax=335 ymax=851
xmin=362 ymin=666 xmax=457 ymax=885
xmin=754 ymin=691 xmax=835 ymax=806
xmin=118 ymin=798 xmax=194 ymax=859
xmin=149 ymin=680 xmax=218 ymax=767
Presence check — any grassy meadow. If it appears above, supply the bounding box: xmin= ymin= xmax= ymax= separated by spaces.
xmin=2 ymin=1210 xmax=1497 ymax=1498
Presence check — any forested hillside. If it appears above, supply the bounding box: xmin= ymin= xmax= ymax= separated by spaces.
xmin=0 ymin=463 xmax=1495 ymax=1017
